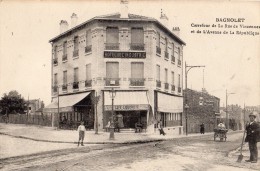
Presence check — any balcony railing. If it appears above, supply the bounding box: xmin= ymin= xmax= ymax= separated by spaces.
xmin=73 ymin=49 xmax=79 ymax=57
xmin=171 ymin=55 xmax=175 ymax=63
xmin=53 ymin=85 xmax=58 ymax=92
xmin=178 ymin=87 xmax=182 ymax=93
xmin=129 ymin=78 xmax=145 ymax=86
xmin=178 ymin=59 xmax=181 ymax=66
xmin=171 ymin=85 xmax=175 ymax=91
xmin=156 ymin=46 xmax=161 ymax=55
xmin=62 ymin=54 xmax=67 ymax=61
xmin=85 ymin=80 xmax=92 ymax=87
xmin=165 ymin=83 xmax=169 ymax=90
xmin=165 ymin=51 xmax=169 ymax=60
xmin=156 ymin=80 xmax=161 ymax=88
xmin=62 ymin=84 xmax=67 ymax=91
xmin=53 ymin=58 xmax=58 ymax=65
xmin=85 ymin=45 xmax=92 ymax=53
xmin=105 ymin=43 xmax=119 ymax=50
xmin=130 ymin=43 xmax=145 ymax=51
xmin=73 ymin=82 xmax=79 ymax=89
xmin=105 ymin=78 xmax=120 ymax=86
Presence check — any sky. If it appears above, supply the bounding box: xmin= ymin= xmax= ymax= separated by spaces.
xmin=0 ymin=0 xmax=259 ymax=107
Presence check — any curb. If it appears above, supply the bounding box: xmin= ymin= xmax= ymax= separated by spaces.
xmin=0 ymin=132 xmax=164 ymax=145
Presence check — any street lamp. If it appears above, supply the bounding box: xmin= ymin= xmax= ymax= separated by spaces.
xmin=225 ymin=89 xmax=235 ymax=130
xmin=109 ymin=88 xmax=116 ymax=140
xmin=185 ymin=62 xmax=205 ymax=135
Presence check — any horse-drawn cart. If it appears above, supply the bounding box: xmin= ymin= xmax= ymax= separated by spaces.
xmin=214 ymin=128 xmax=228 ymax=141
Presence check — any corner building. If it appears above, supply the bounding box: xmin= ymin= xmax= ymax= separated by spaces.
xmin=46 ymin=12 xmax=186 ymax=134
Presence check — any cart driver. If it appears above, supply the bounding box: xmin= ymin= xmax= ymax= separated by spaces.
xmin=218 ymin=121 xmax=226 ymax=129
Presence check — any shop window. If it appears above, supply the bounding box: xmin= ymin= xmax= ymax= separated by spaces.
xmin=106 ymin=27 xmax=119 ymax=50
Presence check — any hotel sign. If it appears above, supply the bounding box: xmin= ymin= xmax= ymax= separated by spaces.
xmin=104 ymin=51 xmax=146 ymax=58
xmin=104 ymin=104 xmax=148 ymax=111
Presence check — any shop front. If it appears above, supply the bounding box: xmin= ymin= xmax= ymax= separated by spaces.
xmin=103 ymin=91 xmax=150 ymax=129
xmin=43 ymin=92 xmax=93 ymax=129
xmin=156 ymin=92 xmax=183 ymax=134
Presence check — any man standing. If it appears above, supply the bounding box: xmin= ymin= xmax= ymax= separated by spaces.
xmin=77 ymin=121 xmax=86 ymax=146
xmin=245 ymin=111 xmax=260 ymax=163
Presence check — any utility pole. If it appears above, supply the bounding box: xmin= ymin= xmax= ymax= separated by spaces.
xmin=109 ymin=88 xmax=116 ymax=140
xmin=185 ymin=62 xmax=205 ymax=135
xmin=225 ymin=90 xmax=235 ymax=130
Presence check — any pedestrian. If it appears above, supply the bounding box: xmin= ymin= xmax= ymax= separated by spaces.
xmin=200 ymin=123 xmax=205 ymax=134
xmin=77 ymin=121 xmax=86 ymax=146
xmin=245 ymin=111 xmax=260 ymax=163
xmin=158 ymin=119 xmax=166 ymax=136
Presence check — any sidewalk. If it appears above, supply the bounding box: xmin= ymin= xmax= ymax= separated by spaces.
xmin=0 ymin=123 xmax=212 ymax=144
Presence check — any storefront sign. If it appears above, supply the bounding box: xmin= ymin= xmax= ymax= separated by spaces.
xmin=104 ymin=51 xmax=146 ymax=58
xmin=104 ymin=104 xmax=148 ymax=111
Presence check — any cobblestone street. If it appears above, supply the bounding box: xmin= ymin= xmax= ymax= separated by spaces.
xmin=1 ymin=131 xmax=259 ymax=171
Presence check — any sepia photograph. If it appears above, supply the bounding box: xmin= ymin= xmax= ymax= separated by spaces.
xmin=0 ymin=0 xmax=259 ymax=170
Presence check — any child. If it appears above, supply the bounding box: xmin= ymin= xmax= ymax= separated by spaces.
xmin=77 ymin=121 xmax=86 ymax=146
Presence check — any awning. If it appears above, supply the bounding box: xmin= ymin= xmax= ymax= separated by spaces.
xmin=104 ymin=91 xmax=149 ymax=111
xmin=43 ymin=92 xmax=91 ymax=113
xmin=157 ymin=92 xmax=183 ymax=113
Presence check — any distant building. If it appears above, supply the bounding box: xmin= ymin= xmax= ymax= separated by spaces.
xmin=44 ymin=1 xmax=186 ymax=134
xmin=184 ymin=89 xmax=220 ymax=133
xmin=25 ymin=99 xmax=44 ymax=114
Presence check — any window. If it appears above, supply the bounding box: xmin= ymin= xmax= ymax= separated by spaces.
xmin=106 ymin=27 xmax=119 ymax=50
xmin=156 ymin=65 xmax=160 ymax=81
xmin=156 ymin=32 xmax=161 ymax=55
xmin=85 ymin=30 xmax=92 ymax=53
xmin=62 ymin=42 xmax=67 ymax=61
xmin=156 ymin=65 xmax=161 ymax=88
xmin=73 ymin=36 xmax=79 ymax=57
xmin=156 ymin=32 xmax=160 ymax=47
xmin=74 ymin=68 xmax=79 ymax=82
xmin=106 ymin=62 xmax=119 ymax=86
xmin=63 ymin=71 xmax=67 ymax=85
xmin=165 ymin=38 xmax=169 ymax=59
xmin=178 ymin=74 xmax=180 ymax=87
xmin=74 ymin=36 xmax=79 ymax=50
xmin=130 ymin=62 xmax=144 ymax=86
xmin=164 ymin=68 xmax=168 ymax=89
xmin=54 ymin=73 xmax=58 ymax=92
xmin=171 ymin=43 xmax=175 ymax=62
xmin=85 ymin=64 xmax=92 ymax=87
xmin=131 ymin=28 xmax=144 ymax=50
xmin=178 ymin=47 xmax=181 ymax=66
xmin=53 ymin=46 xmax=58 ymax=65
xmin=171 ymin=71 xmax=174 ymax=85
xmin=62 ymin=71 xmax=67 ymax=91
xmin=73 ymin=68 xmax=79 ymax=89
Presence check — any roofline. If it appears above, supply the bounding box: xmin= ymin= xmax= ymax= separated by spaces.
xmin=49 ymin=17 xmax=186 ymax=45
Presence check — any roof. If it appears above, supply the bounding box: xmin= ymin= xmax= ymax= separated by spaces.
xmin=49 ymin=13 xmax=186 ymax=45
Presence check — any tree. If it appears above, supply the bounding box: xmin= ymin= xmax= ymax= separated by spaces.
xmin=0 ymin=90 xmax=26 ymax=115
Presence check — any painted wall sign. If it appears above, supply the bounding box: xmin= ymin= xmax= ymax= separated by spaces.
xmin=104 ymin=51 xmax=146 ymax=58
xmin=104 ymin=104 xmax=148 ymax=111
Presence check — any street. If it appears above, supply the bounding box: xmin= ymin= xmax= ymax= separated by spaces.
xmin=1 ymin=131 xmax=259 ymax=171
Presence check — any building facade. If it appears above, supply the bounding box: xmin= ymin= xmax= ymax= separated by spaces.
xmin=184 ymin=89 xmax=220 ymax=133
xmin=44 ymin=11 xmax=185 ymax=134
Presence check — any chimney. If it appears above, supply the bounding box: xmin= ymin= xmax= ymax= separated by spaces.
xmin=71 ymin=13 xmax=78 ymax=28
xmin=120 ymin=0 xmax=129 ymax=18
xmin=60 ymin=20 xmax=69 ymax=33
xmin=160 ymin=9 xmax=168 ymax=28
xmin=172 ymin=27 xmax=180 ymax=36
